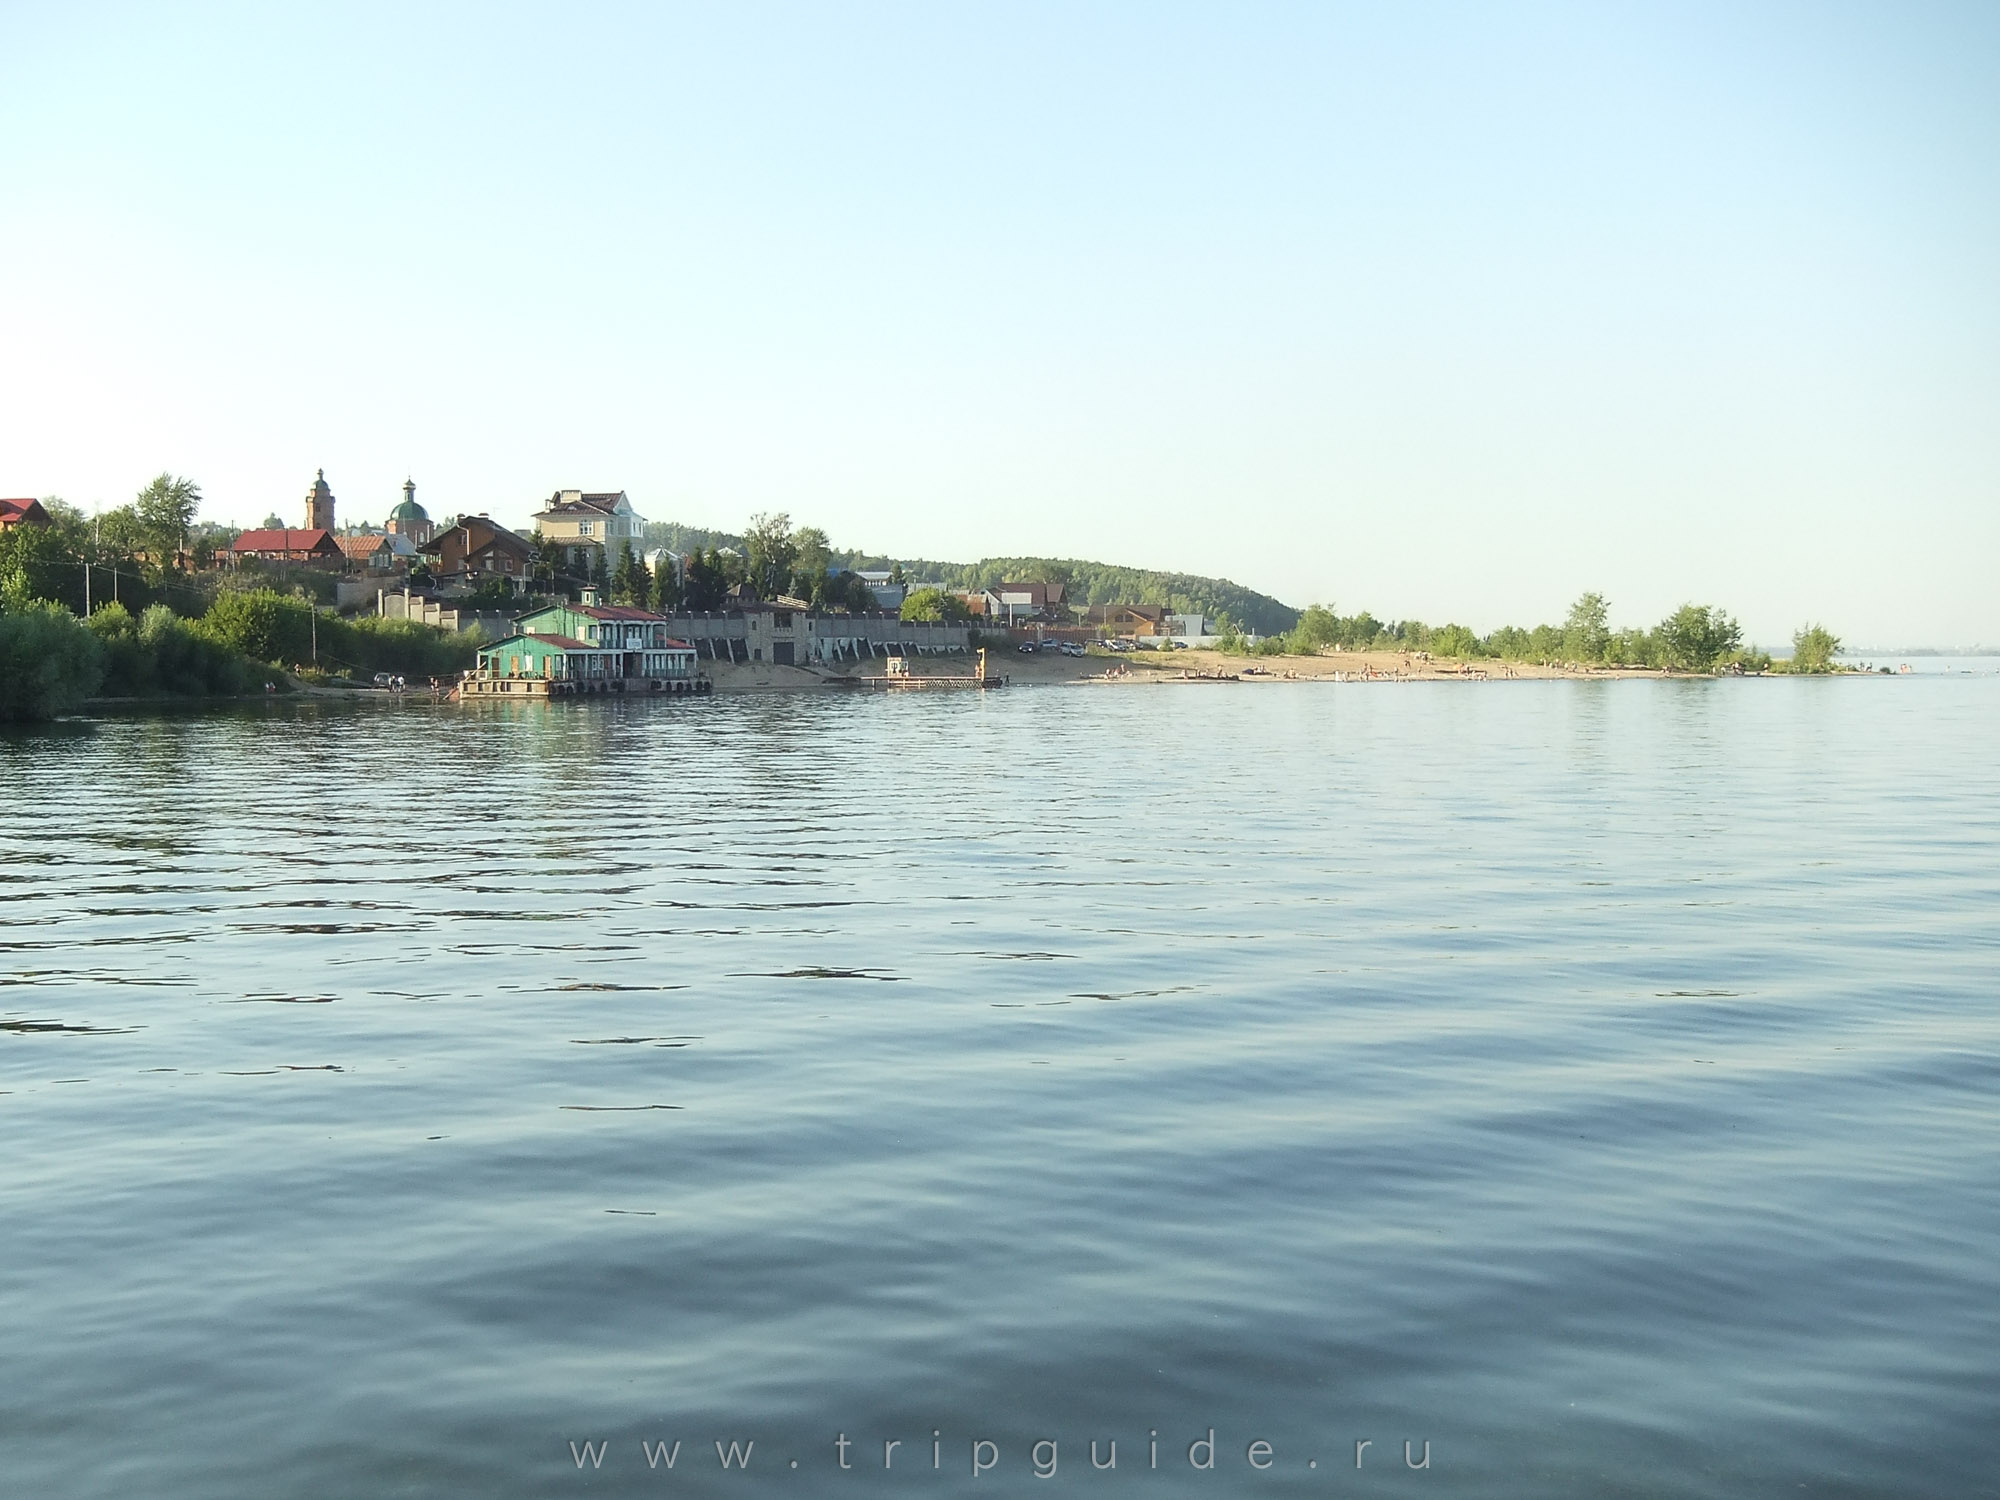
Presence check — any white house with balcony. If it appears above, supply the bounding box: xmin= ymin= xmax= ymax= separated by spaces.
xmin=532 ymin=489 xmax=647 ymax=574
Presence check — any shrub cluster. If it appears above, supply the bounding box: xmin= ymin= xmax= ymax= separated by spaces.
xmin=0 ymin=601 xmax=105 ymax=722
xmin=189 ymin=591 xmax=479 ymax=679
xmin=87 ymin=602 xmax=253 ymax=697
xmin=1211 ymin=596 xmax=1828 ymax=674
xmin=0 ymin=588 xmax=483 ymax=721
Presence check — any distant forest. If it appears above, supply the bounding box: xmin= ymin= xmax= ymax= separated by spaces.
xmin=639 ymin=521 xmax=1301 ymax=637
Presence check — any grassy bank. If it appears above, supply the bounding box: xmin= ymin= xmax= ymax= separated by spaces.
xmin=0 ymin=590 xmax=481 ymax=724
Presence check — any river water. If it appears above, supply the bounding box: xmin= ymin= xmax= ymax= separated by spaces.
xmin=3 ymin=677 xmax=1996 ymax=1497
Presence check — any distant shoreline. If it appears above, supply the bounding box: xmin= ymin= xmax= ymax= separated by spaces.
xmin=57 ymin=646 xmax=1966 ymax=719
xmin=690 ymin=647 xmax=1914 ymax=692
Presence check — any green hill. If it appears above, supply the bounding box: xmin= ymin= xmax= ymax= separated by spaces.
xmin=887 ymin=556 xmax=1297 ymax=637
xmin=640 ymin=523 xmax=1299 ymax=636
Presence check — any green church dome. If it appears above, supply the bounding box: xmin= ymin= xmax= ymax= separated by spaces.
xmin=390 ymin=478 xmax=427 ymax=522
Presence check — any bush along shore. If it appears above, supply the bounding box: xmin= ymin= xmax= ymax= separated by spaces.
xmin=0 ymin=585 xmax=480 ymax=724
xmin=1214 ymin=594 xmax=1851 ymax=675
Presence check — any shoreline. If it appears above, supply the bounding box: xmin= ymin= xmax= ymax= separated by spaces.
xmin=739 ymin=647 xmax=1873 ymax=691
xmin=63 ymin=649 xmax=1887 ymax=713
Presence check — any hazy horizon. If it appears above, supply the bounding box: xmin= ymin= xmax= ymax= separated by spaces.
xmin=3 ymin=1 xmax=1995 ymax=647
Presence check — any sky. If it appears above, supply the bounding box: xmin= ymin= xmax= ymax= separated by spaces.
xmin=2 ymin=1 xmax=1995 ymax=647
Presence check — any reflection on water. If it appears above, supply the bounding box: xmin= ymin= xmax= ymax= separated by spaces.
xmin=3 ymin=680 xmax=1998 ymax=1497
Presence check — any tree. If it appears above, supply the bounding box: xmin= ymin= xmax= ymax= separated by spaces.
xmin=683 ymin=549 xmax=727 ymax=612
xmin=900 ymin=587 xmax=970 ymax=623
xmin=790 ymin=525 xmax=831 ymax=602
xmin=1606 ymin=626 xmax=1658 ymax=667
xmin=744 ymin=512 xmax=798 ymax=598
xmin=1427 ymin=623 xmax=1481 ymax=658
xmin=611 ymin=541 xmax=650 ymax=605
xmin=1288 ymin=604 xmax=1339 ymax=654
xmin=1790 ymin=623 xmax=1841 ymax=674
xmin=202 ymin=589 xmax=312 ymax=663
xmin=652 ymin=554 xmax=684 ymax=612
xmin=190 ymin=521 xmax=235 ymax=571
xmin=0 ymin=519 xmax=75 ymax=610
xmin=1657 ymin=604 xmax=1742 ymax=672
xmin=96 ymin=505 xmax=148 ymax=559
xmin=1562 ymin=591 xmax=1610 ymax=663
xmin=131 ymin=478 xmax=199 ymax=572
xmin=39 ymin=498 xmax=89 ymax=555
xmin=531 ymin=530 xmax=566 ymax=594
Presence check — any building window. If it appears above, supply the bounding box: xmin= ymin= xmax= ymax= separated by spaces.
xmin=578 ymin=521 xmax=594 ymax=536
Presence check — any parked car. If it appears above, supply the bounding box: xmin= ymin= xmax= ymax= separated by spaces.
xmin=372 ymin=672 xmax=396 ymax=687
xmin=1017 ymin=642 xmax=1038 ymax=654
xmin=1061 ymin=641 xmax=1086 ymax=657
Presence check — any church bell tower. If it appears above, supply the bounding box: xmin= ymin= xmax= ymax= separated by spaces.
xmin=304 ymin=469 xmax=336 ymax=532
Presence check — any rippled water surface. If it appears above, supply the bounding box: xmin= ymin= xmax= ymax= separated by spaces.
xmin=4 ymin=679 xmax=1997 ymax=1497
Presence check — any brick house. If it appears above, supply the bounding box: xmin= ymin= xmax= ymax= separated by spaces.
xmin=420 ymin=515 xmax=535 ymax=592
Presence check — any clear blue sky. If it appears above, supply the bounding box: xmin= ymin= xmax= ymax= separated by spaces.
xmin=3 ymin=1 xmax=1995 ymax=645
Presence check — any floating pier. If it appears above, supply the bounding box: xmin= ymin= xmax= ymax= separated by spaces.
xmin=844 ymin=651 xmax=1006 ymax=690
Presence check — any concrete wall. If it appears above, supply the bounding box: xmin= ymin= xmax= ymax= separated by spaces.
xmin=380 ymin=590 xmax=459 ymax=630
xmin=338 ymin=575 xmax=383 ymax=612
xmin=655 ymin=611 xmax=750 ymax=662
xmin=375 ymin=590 xmax=511 ymax=641
xmin=651 ymin=610 xmax=969 ymax=664
xmin=803 ymin=613 xmax=968 ymax=663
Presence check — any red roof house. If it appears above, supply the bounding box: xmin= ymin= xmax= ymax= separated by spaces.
xmin=230 ymin=528 xmax=345 ymax=564
xmin=0 ymin=498 xmax=54 ymax=530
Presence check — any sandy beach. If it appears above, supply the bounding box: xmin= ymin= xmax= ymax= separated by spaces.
xmin=698 ymin=646 xmax=1658 ymax=693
